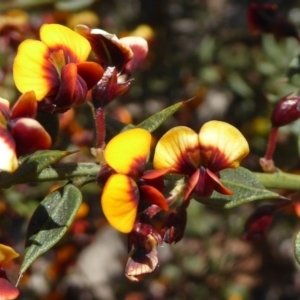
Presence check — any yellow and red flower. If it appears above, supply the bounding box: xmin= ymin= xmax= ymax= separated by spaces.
xmin=13 ymin=24 xmax=104 ymax=113
xmin=153 ymin=121 xmax=249 ymax=200
xmin=0 ymin=244 xmax=19 ymax=300
xmin=75 ymin=25 xmax=148 ymax=76
xmin=101 ymin=128 xmax=169 ymax=233
xmin=75 ymin=25 xmax=148 ymax=107
xmin=0 ymin=91 xmax=51 ymax=172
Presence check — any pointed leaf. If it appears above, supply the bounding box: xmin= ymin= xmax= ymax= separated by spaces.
xmin=294 ymin=229 xmax=300 ymax=266
xmin=136 ymin=100 xmax=190 ymax=133
xmin=194 ymin=167 xmax=283 ymax=209
xmin=20 ymin=184 xmax=82 ymax=274
xmin=0 ymin=150 xmax=71 ymax=187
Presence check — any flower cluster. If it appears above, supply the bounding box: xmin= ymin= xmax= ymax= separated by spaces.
xmin=5 ymin=22 xmax=251 ymax=282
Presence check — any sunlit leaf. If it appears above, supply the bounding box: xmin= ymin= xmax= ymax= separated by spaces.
xmin=194 ymin=167 xmax=284 ymax=209
xmin=137 ymin=100 xmax=190 ymax=133
xmin=20 ymin=184 xmax=82 ymax=274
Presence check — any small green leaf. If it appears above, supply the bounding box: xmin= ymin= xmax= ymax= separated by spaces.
xmin=194 ymin=167 xmax=283 ymax=209
xmin=294 ymin=230 xmax=300 ymax=266
xmin=20 ymin=184 xmax=82 ymax=274
xmin=0 ymin=150 xmax=71 ymax=187
xmin=137 ymin=100 xmax=190 ymax=133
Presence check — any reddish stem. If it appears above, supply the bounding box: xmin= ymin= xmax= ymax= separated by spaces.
xmin=94 ymin=106 xmax=106 ymax=149
xmin=265 ymin=127 xmax=278 ymax=160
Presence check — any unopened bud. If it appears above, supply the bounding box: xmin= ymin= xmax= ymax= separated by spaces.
xmin=92 ymin=67 xmax=131 ymax=108
xmin=161 ymin=206 xmax=187 ymax=244
xmin=242 ymin=204 xmax=275 ymax=241
xmin=271 ymin=94 xmax=300 ymax=127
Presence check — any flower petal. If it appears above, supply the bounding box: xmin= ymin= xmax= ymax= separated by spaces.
xmin=0 ymin=98 xmax=10 ymax=126
xmin=10 ymin=91 xmax=37 ymax=120
xmin=139 ymin=185 xmax=168 ymax=211
xmin=76 ymin=61 xmax=104 ymax=90
xmin=0 ymin=244 xmax=19 ymax=266
xmin=120 ymin=36 xmax=148 ymax=75
xmin=0 ymin=269 xmax=20 ymax=300
xmin=10 ymin=118 xmax=51 ymax=156
xmin=101 ymin=174 xmax=139 ymax=233
xmin=198 ymin=121 xmax=249 ymax=171
xmin=13 ymin=39 xmax=58 ymax=100
xmin=75 ymin=25 xmax=133 ymax=70
xmin=104 ymin=128 xmax=151 ymax=177
xmin=153 ymin=126 xmax=200 ymax=175
xmin=40 ymin=24 xmax=91 ymax=63
xmin=0 ymin=128 xmax=18 ymax=172
xmin=52 ymin=62 xmax=87 ymax=110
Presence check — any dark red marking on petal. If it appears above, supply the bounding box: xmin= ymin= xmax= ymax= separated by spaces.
xmin=200 ymin=144 xmax=229 ymax=172
xmin=175 ymin=144 xmax=200 ymax=176
xmin=139 ymin=185 xmax=168 ymax=211
xmin=42 ymin=48 xmax=60 ymax=97
xmin=11 ymin=91 xmax=37 ymax=120
xmin=48 ymin=44 xmax=82 ymax=64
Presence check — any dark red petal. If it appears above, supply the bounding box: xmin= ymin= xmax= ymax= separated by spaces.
xmin=75 ymin=25 xmax=132 ymax=71
xmin=76 ymin=61 xmax=104 ymax=90
xmin=0 ymin=269 xmax=19 ymax=300
xmin=92 ymin=67 xmax=131 ymax=108
xmin=10 ymin=118 xmax=51 ymax=156
xmin=10 ymin=91 xmax=37 ymax=120
xmin=184 ymin=168 xmax=200 ymax=200
xmin=53 ymin=63 xmax=88 ymax=110
xmin=206 ymin=168 xmax=233 ymax=195
xmin=139 ymin=185 xmax=168 ymax=211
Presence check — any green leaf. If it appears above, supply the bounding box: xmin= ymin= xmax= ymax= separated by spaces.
xmin=0 ymin=150 xmax=71 ymax=187
xmin=294 ymin=230 xmax=300 ymax=266
xmin=20 ymin=184 xmax=82 ymax=274
xmin=136 ymin=99 xmax=190 ymax=133
xmin=194 ymin=167 xmax=283 ymax=209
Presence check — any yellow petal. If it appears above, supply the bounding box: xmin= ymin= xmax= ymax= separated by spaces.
xmin=104 ymin=128 xmax=151 ymax=177
xmin=101 ymin=174 xmax=139 ymax=233
xmin=40 ymin=24 xmax=91 ymax=63
xmin=0 ymin=244 xmax=19 ymax=266
xmin=13 ymin=39 xmax=56 ymax=100
xmin=198 ymin=120 xmax=249 ymax=171
xmin=153 ymin=126 xmax=200 ymax=175
xmin=0 ymin=128 xmax=18 ymax=172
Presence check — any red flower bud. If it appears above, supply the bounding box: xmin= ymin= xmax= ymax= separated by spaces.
xmin=271 ymin=94 xmax=300 ymax=127
xmin=92 ymin=67 xmax=131 ymax=108
xmin=161 ymin=206 xmax=187 ymax=244
xmin=242 ymin=204 xmax=275 ymax=241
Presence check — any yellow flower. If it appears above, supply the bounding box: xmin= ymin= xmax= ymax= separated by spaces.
xmin=13 ymin=24 xmax=103 ymax=113
xmin=101 ymin=128 xmax=168 ymax=233
xmin=154 ymin=121 xmax=249 ymax=199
